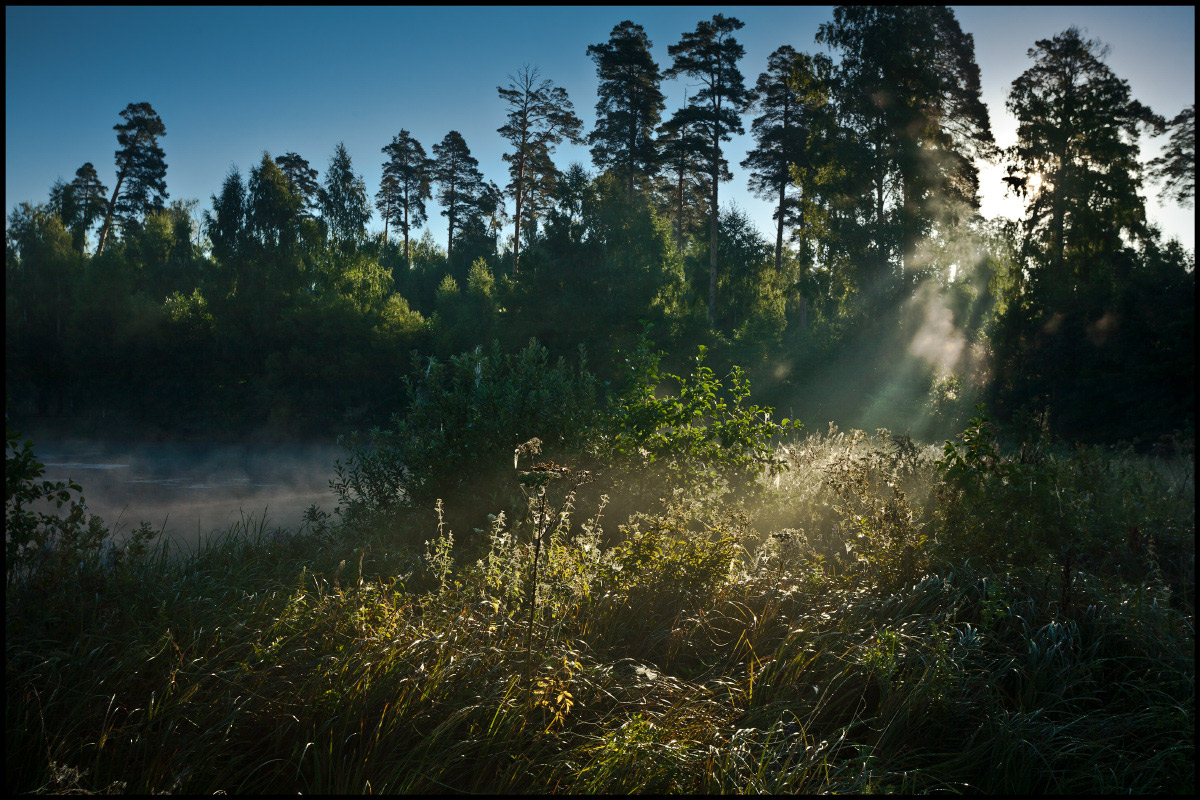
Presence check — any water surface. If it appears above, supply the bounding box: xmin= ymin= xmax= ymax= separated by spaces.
xmin=33 ymin=438 xmax=344 ymax=553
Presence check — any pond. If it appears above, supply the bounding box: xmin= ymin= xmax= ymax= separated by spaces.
xmin=30 ymin=437 xmax=345 ymax=553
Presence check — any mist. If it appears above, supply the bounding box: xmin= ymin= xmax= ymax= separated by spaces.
xmin=32 ymin=436 xmax=343 ymax=553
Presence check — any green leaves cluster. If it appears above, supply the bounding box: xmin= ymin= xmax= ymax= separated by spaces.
xmin=608 ymin=336 xmax=801 ymax=489
xmin=332 ymin=340 xmax=601 ymax=519
xmin=5 ymin=420 xmax=156 ymax=589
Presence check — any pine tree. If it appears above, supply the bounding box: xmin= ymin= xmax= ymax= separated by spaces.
xmin=96 ymin=102 xmax=168 ymax=255
xmin=379 ymin=130 xmax=432 ymax=266
xmin=665 ymin=14 xmax=753 ymax=326
xmin=587 ymin=20 xmax=666 ymax=201
xmin=69 ymin=163 xmax=108 ymax=253
xmin=275 ymin=152 xmax=321 ymax=218
xmin=247 ymin=152 xmax=302 ymax=253
xmin=1004 ymin=26 xmax=1162 ymax=301
xmin=432 ymin=131 xmax=486 ymax=268
xmin=497 ymin=65 xmax=584 ymax=274
xmin=1150 ymin=104 xmax=1195 ymax=207
xmin=817 ymin=7 xmax=994 ymax=292
xmin=742 ymin=47 xmax=836 ymax=273
xmin=656 ymin=97 xmax=711 ymax=254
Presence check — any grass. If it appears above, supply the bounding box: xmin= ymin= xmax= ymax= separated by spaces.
xmin=6 ymin=425 xmax=1194 ymax=794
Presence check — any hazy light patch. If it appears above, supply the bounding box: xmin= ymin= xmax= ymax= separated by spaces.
xmin=1087 ymin=311 xmax=1120 ymax=346
xmin=977 ymin=160 xmax=1023 ymax=223
xmin=907 ymin=283 xmax=967 ymax=376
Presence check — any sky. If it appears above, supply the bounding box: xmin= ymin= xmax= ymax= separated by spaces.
xmin=5 ymin=6 xmax=1196 ymax=254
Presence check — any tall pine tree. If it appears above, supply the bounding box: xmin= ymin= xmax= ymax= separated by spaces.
xmin=665 ymin=14 xmax=753 ymax=326
xmin=379 ymin=130 xmax=432 ymax=266
xmin=432 ymin=131 xmax=486 ymax=268
xmin=742 ymin=46 xmax=835 ymax=272
xmin=96 ymin=102 xmax=168 ymax=255
xmin=275 ymin=152 xmax=321 ymax=218
xmin=1150 ymin=104 xmax=1195 ymax=207
xmin=817 ymin=7 xmax=994 ymax=295
xmin=587 ymin=20 xmax=666 ymax=201
xmin=69 ymin=163 xmax=108 ymax=253
xmin=497 ymin=65 xmax=583 ymax=274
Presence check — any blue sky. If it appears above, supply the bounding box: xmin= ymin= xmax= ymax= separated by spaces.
xmin=6 ymin=6 xmax=1195 ymax=252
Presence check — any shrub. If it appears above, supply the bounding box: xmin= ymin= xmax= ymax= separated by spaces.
xmin=605 ymin=334 xmax=802 ymax=502
xmin=5 ymin=421 xmax=156 ymax=591
xmin=332 ymin=340 xmax=601 ymax=521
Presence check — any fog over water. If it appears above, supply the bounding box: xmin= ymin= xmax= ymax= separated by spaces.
xmin=33 ymin=437 xmax=344 ymax=553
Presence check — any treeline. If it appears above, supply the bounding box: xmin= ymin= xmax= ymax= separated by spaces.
xmin=5 ymin=9 xmax=1194 ymax=442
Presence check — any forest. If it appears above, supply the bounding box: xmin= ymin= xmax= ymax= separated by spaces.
xmin=6 ymin=8 xmax=1196 ymax=794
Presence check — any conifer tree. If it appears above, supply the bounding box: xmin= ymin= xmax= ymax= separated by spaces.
xmin=275 ymin=152 xmax=321 ymax=218
xmin=379 ymin=130 xmax=432 ymax=265
xmin=96 ymin=102 xmax=168 ymax=255
xmin=741 ymin=47 xmax=835 ymax=272
xmin=319 ymin=142 xmax=370 ymax=247
xmin=203 ymin=166 xmax=248 ymax=298
xmin=587 ymin=20 xmax=666 ymax=200
xmin=656 ymin=98 xmax=711 ymax=253
xmin=497 ymin=65 xmax=584 ymax=274
xmin=1150 ymin=104 xmax=1195 ymax=207
xmin=665 ymin=14 xmax=753 ymax=325
xmin=817 ymin=6 xmax=994 ymax=291
xmin=432 ymin=131 xmax=486 ymax=267
xmin=69 ymin=163 xmax=108 ymax=252
xmin=1004 ymin=26 xmax=1162 ymax=300
xmin=247 ymin=152 xmax=301 ymax=253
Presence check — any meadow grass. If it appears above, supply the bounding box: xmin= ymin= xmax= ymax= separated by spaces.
xmin=6 ymin=427 xmax=1193 ymax=794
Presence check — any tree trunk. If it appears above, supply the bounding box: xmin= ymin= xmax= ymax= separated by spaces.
xmin=403 ymin=202 xmax=410 ymax=268
xmin=709 ymin=159 xmax=719 ymax=329
xmin=775 ymin=179 xmax=785 ymax=272
xmin=96 ymin=175 xmax=124 ymax=257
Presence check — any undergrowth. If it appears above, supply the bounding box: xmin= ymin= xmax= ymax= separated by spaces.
xmin=6 ymin=388 xmax=1194 ymax=794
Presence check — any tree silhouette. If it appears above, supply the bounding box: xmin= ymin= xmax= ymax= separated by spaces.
xmin=665 ymin=14 xmax=753 ymax=326
xmin=587 ymin=20 xmax=666 ymax=201
xmin=379 ymin=130 xmax=432 ymax=266
xmin=432 ymin=131 xmax=487 ymax=268
xmin=96 ymin=102 xmax=168 ymax=255
xmin=497 ymin=65 xmax=583 ymax=274
xmin=319 ymin=142 xmax=371 ymax=247
xmin=1150 ymin=104 xmax=1195 ymax=207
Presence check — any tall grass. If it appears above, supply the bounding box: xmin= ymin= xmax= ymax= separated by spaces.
xmin=6 ymin=423 xmax=1193 ymax=794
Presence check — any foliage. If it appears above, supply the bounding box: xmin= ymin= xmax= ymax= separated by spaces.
xmin=607 ymin=334 xmax=802 ymax=493
xmin=6 ymin=415 xmax=1192 ymax=794
xmin=665 ymin=13 xmax=753 ymax=326
xmin=332 ymin=339 xmax=601 ymax=519
xmin=96 ymin=102 xmax=169 ymax=256
xmin=1149 ymin=104 xmax=1195 ymax=207
xmin=431 ymin=130 xmax=487 ymax=267
xmin=497 ymin=65 xmax=585 ymax=274
xmin=587 ymin=20 xmax=666 ymax=199
xmin=319 ymin=142 xmax=371 ymax=247
xmin=378 ymin=129 xmax=432 ymax=263
xmin=5 ymin=420 xmax=156 ymax=589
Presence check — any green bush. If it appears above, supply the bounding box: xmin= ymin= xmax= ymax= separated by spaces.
xmin=332 ymin=340 xmax=601 ymax=521
xmin=5 ymin=421 xmax=156 ymax=592
xmin=606 ymin=335 xmax=802 ymax=500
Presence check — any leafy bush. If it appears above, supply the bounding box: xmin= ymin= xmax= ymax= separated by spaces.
xmin=5 ymin=422 xmax=155 ymax=591
xmin=606 ymin=335 xmax=802 ymax=499
xmin=332 ymin=340 xmax=601 ymax=520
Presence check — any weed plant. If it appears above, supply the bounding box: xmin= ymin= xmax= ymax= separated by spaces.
xmin=6 ymin=391 xmax=1193 ymax=793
